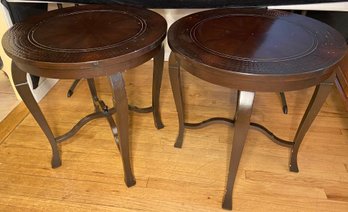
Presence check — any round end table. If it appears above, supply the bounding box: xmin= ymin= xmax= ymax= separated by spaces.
xmin=168 ymin=8 xmax=346 ymax=210
xmin=2 ymin=4 xmax=167 ymax=187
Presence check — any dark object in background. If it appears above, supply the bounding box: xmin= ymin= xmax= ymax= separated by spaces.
xmin=1 ymin=1 xmax=47 ymax=89
xmin=1 ymin=1 xmax=47 ymax=23
xmin=5 ymin=0 xmax=346 ymax=8
xmin=307 ymin=11 xmax=348 ymax=43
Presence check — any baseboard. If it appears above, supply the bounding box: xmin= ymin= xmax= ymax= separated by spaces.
xmin=28 ymin=76 xmax=58 ymax=102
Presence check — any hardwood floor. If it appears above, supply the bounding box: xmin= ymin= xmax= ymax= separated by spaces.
xmin=0 ymin=102 xmax=28 ymax=144
xmin=1 ymin=61 xmax=348 ymax=211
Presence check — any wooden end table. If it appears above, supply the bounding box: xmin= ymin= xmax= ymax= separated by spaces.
xmin=168 ymin=8 xmax=346 ymax=210
xmin=2 ymin=4 xmax=167 ymax=187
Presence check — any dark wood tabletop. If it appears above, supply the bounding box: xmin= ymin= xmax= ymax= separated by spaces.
xmin=168 ymin=8 xmax=347 ymax=92
xmin=2 ymin=4 xmax=167 ymax=79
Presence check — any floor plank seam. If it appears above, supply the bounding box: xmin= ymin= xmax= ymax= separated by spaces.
xmin=0 ymin=103 xmax=29 ymax=145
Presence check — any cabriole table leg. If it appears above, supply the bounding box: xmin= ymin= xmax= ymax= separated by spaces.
xmin=152 ymin=45 xmax=165 ymax=129
xmin=108 ymin=72 xmax=136 ymax=187
xmin=11 ymin=62 xmax=62 ymax=168
xmin=169 ymin=53 xmax=185 ymax=148
xmin=222 ymin=90 xmax=255 ymax=210
xmin=290 ymin=75 xmax=335 ymax=172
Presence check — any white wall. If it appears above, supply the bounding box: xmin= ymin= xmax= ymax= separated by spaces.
xmin=0 ymin=3 xmax=58 ymax=102
xmin=269 ymin=2 xmax=348 ymax=11
xmin=0 ymin=3 xmax=16 ymax=97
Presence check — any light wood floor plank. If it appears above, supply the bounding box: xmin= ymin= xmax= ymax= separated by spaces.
xmin=0 ymin=102 xmax=28 ymax=143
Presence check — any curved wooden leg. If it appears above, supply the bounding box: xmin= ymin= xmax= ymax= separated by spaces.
xmin=109 ymin=72 xmax=136 ymax=187
xmin=168 ymin=53 xmax=185 ymax=148
xmin=280 ymin=92 xmax=288 ymax=114
xmin=87 ymin=78 xmax=100 ymax=112
xmin=152 ymin=45 xmax=165 ymax=129
xmin=67 ymin=79 xmax=80 ymax=97
xmin=289 ymin=76 xmax=334 ymax=172
xmin=11 ymin=62 xmax=61 ymax=168
xmin=222 ymin=90 xmax=255 ymax=210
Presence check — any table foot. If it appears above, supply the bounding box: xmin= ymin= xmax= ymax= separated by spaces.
xmin=67 ymin=79 xmax=80 ymax=97
xmin=125 ymin=177 xmax=137 ymax=187
xmin=109 ymin=72 xmax=136 ymax=187
xmin=280 ymin=92 xmax=288 ymax=114
xmin=152 ymin=45 xmax=165 ymax=129
xmin=222 ymin=194 xmax=232 ymax=210
xmin=174 ymin=135 xmax=184 ymax=148
xmin=169 ymin=53 xmax=185 ymax=148
xmin=51 ymin=156 xmax=62 ymax=168
xmin=289 ymin=161 xmax=299 ymax=172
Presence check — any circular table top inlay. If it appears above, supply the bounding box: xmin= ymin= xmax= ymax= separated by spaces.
xmin=192 ymin=15 xmax=316 ymax=62
xmin=168 ymin=8 xmax=347 ymax=75
xmin=30 ymin=10 xmax=145 ymax=52
xmin=2 ymin=4 xmax=167 ymax=65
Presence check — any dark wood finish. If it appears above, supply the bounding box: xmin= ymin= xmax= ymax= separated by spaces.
xmin=222 ymin=90 xmax=254 ymax=210
xmin=152 ymin=45 xmax=165 ymax=129
xmin=108 ymin=72 xmax=136 ymax=187
xmin=169 ymin=53 xmax=185 ymax=148
xmin=168 ymin=8 xmax=346 ymax=92
xmin=11 ymin=62 xmax=61 ymax=168
xmin=2 ymin=4 xmax=166 ymax=79
xmin=168 ymin=8 xmax=347 ymax=210
xmin=87 ymin=78 xmax=100 ymax=112
xmin=3 ymin=4 xmax=166 ymax=187
xmin=290 ymin=75 xmax=335 ymax=172
xmin=305 ymin=11 xmax=348 ymax=109
xmin=280 ymin=92 xmax=288 ymax=114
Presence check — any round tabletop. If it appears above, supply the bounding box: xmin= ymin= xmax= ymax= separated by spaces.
xmin=2 ymin=4 xmax=167 ymax=79
xmin=168 ymin=8 xmax=347 ymax=92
